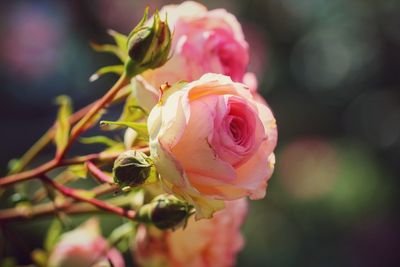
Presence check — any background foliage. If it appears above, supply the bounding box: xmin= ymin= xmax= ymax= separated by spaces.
xmin=0 ymin=0 xmax=399 ymax=266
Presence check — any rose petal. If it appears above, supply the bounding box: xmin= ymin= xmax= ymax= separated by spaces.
xmin=171 ymin=95 xmax=236 ymax=182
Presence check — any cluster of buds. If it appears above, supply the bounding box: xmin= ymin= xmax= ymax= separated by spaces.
xmin=125 ymin=8 xmax=172 ymax=76
xmin=113 ymin=151 xmax=192 ymax=230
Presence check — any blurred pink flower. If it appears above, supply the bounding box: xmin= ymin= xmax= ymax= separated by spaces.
xmin=48 ymin=218 xmax=125 ymax=267
xmin=142 ymin=1 xmax=249 ymax=89
xmin=134 ymin=198 xmax=248 ymax=267
xmin=242 ymin=23 xmax=269 ymax=77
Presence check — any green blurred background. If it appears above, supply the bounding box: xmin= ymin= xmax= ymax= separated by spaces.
xmin=1 ymin=0 xmax=399 ymax=266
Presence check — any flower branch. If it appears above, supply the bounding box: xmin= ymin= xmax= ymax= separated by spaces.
xmin=86 ymin=161 xmax=114 ymax=184
xmin=7 ymin=83 xmax=132 ymax=176
xmin=40 ymin=175 xmax=137 ymax=220
xmin=0 ymin=147 xmax=150 ymax=188
xmin=57 ymin=74 xmax=130 ymax=161
xmin=0 ymin=183 xmax=122 ymax=222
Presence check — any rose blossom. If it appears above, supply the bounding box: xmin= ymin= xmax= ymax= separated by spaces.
xmin=151 ymin=1 xmax=248 ymax=82
xmin=134 ymin=199 xmax=248 ymax=267
xmin=48 ymin=218 xmax=125 ymax=267
xmin=133 ymin=1 xmax=249 ymax=112
xmin=148 ymin=73 xmax=277 ymax=218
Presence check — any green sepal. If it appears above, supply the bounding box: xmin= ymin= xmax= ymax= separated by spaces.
xmin=104 ymin=93 xmax=147 ymax=132
xmin=127 ymin=7 xmax=149 ymax=40
xmin=89 ymin=65 xmax=124 ymax=82
xmin=80 ymin=136 xmax=118 ymax=147
xmin=107 ymin=29 xmax=128 ymax=53
xmin=67 ymin=164 xmax=88 ymax=179
xmin=102 ymin=143 xmax=126 ymax=155
xmin=100 ymin=120 xmax=148 ymax=139
xmin=124 ymin=59 xmax=145 ymax=78
xmin=90 ymin=42 xmax=127 ymax=63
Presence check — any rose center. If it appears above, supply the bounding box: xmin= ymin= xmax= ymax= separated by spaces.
xmin=229 ymin=117 xmax=247 ymax=145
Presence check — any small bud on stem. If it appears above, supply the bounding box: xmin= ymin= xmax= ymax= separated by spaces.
xmin=137 ymin=194 xmax=192 ymax=230
xmin=125 ymin=8 xmax=172 ymax=76
xmin=113 ymin=150 xmax=152 ymax=188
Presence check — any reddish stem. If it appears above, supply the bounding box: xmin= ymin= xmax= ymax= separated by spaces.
xmin=87 ymin=161 xmax=114 ymax=184
xmin=58 ymin=74 xmax=129 ymax=160
xmin=0 ymin=160 xmax=57 ymax=187
xmin=0 ymin=183 xmax=119 ymax=222
xmin=40 ymin=175 xmax=136 ymax=220
xmin=0 ymin=147 xmax=149 ymax=188
xmin=59 ymin=151 xmax=120 ymax=166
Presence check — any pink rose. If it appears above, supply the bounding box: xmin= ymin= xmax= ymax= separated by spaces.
xmin=48 ymin=218 xmax=125 ymax=267
xmin=134 ymin=1 xmax=249 ymax=111
xmin=148 ymin=74 xmax=277 ymax=218
xmin=134 ymin=199 xmax=248 ymax=267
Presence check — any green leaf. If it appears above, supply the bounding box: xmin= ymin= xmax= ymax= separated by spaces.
xmin=122 ymin=93 xmax=148 ymax=121
xmin=80 ymin=136 xmax=118 ymax=147
xmin=54 ymin=96 xmax=72 ymax=156
xmin=104 ymin=94 xmax=147 ymax=132
xmin=67 ymin=164 xmax=87 ymax=179
xmin=89 ymin=65 xmax=124 ymax=82
xmin=103 ymin=143 xmax=126 ymax=154
xmin=100 ymin=120 xmax=148 ymax=139
xmin=7 ymin=158 xmax=21 ymax=174
xmin=44 ymin=219 xmax=63 ymax=252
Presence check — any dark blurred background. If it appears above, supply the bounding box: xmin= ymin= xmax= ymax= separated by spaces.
xmin=1 ymin=0 xmax=400 ymax=266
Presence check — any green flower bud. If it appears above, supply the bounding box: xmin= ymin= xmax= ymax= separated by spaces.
xmin=125 ymin=8 xmax=172 ymax=76
xmin=137 ymin=194 xmax=192 ymax=230
xmin=113 ymin=150 xmax=152 ymax=188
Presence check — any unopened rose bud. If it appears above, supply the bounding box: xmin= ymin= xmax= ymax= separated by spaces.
xmin=137 ymin=194 xmax=192 ymax=230
xmin=125 ymin=9 xmax=172 ymax=76
xmin=113 ymin=150 xmax=152 ymax=188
